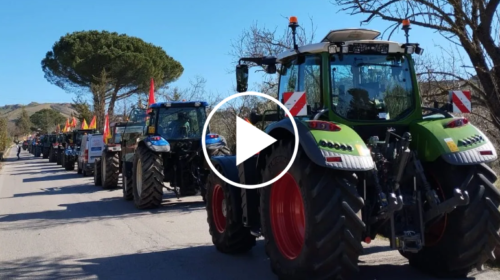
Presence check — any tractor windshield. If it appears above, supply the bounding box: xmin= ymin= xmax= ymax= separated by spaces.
xmin=330 ymin=54 xmax=415 ymax=121
xmin=156 ymin=107 xmax=206 ymax=140
xmin=114 ymin=127 xmax=126 ymax=143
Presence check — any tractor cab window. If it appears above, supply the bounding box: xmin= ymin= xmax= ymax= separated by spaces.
xmin=114 ymin=127 xmax=126 ymax=143
xmin=278 ymin=59 xmax=299 ymax=98
xmin=330 ymin=54 xmax=414 ymax=121
xmin=157 ymin=107 xmax=206 ymax=140
xmin=298 ymin=55 xmax=322 ymax=110
xmin=279 ymin=54 xmax=322 ymax=113
xmin=128 ymin=108 xmax=147 ymax=123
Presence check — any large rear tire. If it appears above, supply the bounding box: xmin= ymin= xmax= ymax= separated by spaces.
xmin=102 ymin=151 xmax=120 ymax=189
xmin=49 ymin=147 xmax=56 ymax=162
xmin=34 ymin=147 xmax=41 ymax=157
xmin=122 ymin=162 xmax=134 ymax=201
xmin=206 ymin=166 xmax=256 ymax=253
xmin=57 ymin=149 xmax=62 ymax=165
xmin=43 ymin=147 xmax=49 ymax=159
xmin=94 ymin=159 xmax=102 ymax=186
xmin=260 ymin=139 xmax=365 ymax=280
xmin=65 ymin=158 xmax=75 ymax=171
xmin=132 ymin=145 xmax=164 ymax=209
xmin=400 ymin=160 xmax=500 ymax=278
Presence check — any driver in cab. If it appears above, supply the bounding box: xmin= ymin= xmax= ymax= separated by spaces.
xmin=165 ymin=112 xmax=191 ymax=138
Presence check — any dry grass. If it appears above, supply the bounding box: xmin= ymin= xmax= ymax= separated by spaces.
xmin=0 ymin=103 xmax=76 ymax=122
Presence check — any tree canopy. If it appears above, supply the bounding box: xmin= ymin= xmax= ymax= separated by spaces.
xmin=331 ymin=0 xmax=500 ymax=134
xmin=41 ymin=30 xmax=184 ymax=117
xmin=29 ymin=108 xmax=66 ymax=133
xmin=15 ymin=108 xmax=32 ymax=136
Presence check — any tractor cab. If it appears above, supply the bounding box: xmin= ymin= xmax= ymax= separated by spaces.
xmin=148 ymin=101 xmax=208 ymax=140
xmin=236 ymin=20 xmax=431 ymax=143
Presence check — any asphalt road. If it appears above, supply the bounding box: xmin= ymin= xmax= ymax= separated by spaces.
xmin=0 ymin=147 xmax=499 ymax=280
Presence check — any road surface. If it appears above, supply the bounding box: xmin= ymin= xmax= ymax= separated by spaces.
xmin=0 ymin=148 xmax=498 ymax=280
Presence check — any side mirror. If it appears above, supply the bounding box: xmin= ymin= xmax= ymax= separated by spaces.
xmin=266 ymin=64 xmax=277 ymax=74
xmin=236 ymin=64 xmax=249 ymax=93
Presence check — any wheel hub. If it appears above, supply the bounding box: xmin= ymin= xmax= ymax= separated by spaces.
xmin=222 ymin=198 xmax=227 ymax=217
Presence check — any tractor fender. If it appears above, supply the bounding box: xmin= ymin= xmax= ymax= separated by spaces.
xmin=262 ymin=118 xmax=375 ymax=171
xmin=140 ymin=136 xmax=171 ymax=153
xmin=410 ymin=117 xmax=498 ymax=165
xmin=209 ymin=156 xmax=242 ymax=222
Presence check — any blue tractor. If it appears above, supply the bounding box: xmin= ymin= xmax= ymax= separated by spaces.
xmin=120 ymin=101 xmax=231 ymax=209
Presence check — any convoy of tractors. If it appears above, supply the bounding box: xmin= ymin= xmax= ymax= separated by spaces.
xmin=19 ymin=18 xmax=500 ymax=280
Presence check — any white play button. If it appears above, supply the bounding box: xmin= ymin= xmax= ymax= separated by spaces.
xmin=235 ymin=116 xmax=277 ymax=165
xmin=201 ymin=91 xmax=299 ymax=189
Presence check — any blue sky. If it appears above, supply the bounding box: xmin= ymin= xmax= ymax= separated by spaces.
xmin=0 ymin=0 xmax=459 ymax=107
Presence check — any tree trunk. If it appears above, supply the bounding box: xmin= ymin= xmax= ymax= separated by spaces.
xmin=93 ymin=93 xmax=106 ymax=132
xmin=107 ymin=88 xmax=119 ymax=121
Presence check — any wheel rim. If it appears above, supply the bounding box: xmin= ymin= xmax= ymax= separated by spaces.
xmin=424 ymin=172 xmax=447 ymax=247
xmin=212 ymin=184 xmax=227 ymax=233
xmin=136 ymin=159 xmax=143 ymax=197
xmin=270 ymin=172 xmax=305 ymax=260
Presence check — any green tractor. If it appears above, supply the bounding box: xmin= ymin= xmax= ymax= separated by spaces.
xmin=204 ymin=18 xmax=500 ymax=280
xmin=120 ymin=103 xmax=231 ymax=209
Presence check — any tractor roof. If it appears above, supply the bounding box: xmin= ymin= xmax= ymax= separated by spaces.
xmin=150 ymin=101 xmax=208 ymax=108
xmin=276 ymin=28 xmax=414 ymax=62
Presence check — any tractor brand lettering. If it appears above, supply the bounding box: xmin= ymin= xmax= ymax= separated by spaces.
xmin=449 ymin=90 xmax=471 ymax=113
xmin=283 ymin=91 xmax=307 ymax=117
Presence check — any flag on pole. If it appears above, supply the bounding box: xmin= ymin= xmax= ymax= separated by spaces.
xmin=81 ymin=119 xmax=89 ymax=129
xmin=64 ymin=119 xmax=70 ymax=132
xmin=103 ymin=114 xmax=110 ymax=144
xmin=148 ymin=78 xmax=155 ymax=113
xmin=71 ymin=117 xmax=77 ymax=128
xmin=89 ymin=116 xmax=96 ymax=129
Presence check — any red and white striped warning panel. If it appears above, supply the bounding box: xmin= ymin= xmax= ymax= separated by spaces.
xmin=449 ymin=90 xmax=471 ymax=113
xmin=283 ymin=91 xmax=307 ymax=116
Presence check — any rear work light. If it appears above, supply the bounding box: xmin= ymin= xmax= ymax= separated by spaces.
xmin=446 ymin=117 xmax=468 ymax=128
xmin=308 ymin=121 xmax=341 ymax=132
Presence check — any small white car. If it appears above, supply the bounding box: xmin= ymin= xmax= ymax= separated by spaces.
xmin=78 ymin=133 xmax=104 ymax=176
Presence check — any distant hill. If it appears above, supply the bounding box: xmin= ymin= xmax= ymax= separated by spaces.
xmin=0 ymin=102 xmax=77 ymax=122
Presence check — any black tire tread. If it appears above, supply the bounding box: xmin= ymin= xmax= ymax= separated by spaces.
xmin=132 ymin=145 xmax=164 ymax=209
xmin=260 ymin=139 xmax=365 ymax=280
xmin=64 ymin=159 xmax=74 ymax=171
xmin=94 ymin=159 xmax=102 ymax=186
xmin=402 ymin=161 xmax=500 ymax=278
xmin=122 ymin=162 xmax=134 ymax=200
xmin=206 ymin=168 xmax=256 ymax=254
xmin=102 ymin=151 xmax=120 ymax=189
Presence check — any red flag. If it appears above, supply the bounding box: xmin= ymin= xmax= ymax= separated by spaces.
xmin=103 ymin=114 xmax=110 ymax=144
xmin=148 ymin=78 xmax=155 ymax=113
xmin=89 ymin=116 xmax=96 ymax=129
